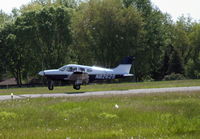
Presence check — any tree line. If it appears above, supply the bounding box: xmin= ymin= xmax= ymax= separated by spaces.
xmin=0 ymin=0 xmax=200 ymax=86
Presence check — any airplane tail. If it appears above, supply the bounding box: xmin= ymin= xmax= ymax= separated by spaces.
xmin=113 ymin=56 xmax=134 ymax=74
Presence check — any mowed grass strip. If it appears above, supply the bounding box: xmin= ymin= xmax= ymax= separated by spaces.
xmin=0 ymin=92 xmax=200 ymax=138
xmin=1 ymin=79 xmax=200 ymax=95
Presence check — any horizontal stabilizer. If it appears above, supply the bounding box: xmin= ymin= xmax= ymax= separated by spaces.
xmin=123 ymin=74 xmax=134 ymax=77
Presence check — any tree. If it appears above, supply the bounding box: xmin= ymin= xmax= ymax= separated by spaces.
xmin=160 ymin=45 xmax=173 ymax=78
xmin=0 ymin=26 xmax=7 ymax=80
xmin=172 ymin=16 xmax=193 ymax=65
xmin=122 ymin=0 xmax=174 ymax=80
xmin=15 ymin=6 xmax=73 ymax=76
xmin=186 ymin=23 xmax=200 ymax=78
xmin=34 ymin=6 xmax=72 ymax=69
xmin=20 ymin=0 xmax=79 ymax=13
xmin=167 ymin=48 xmax=184 ymax=74
xmin=72 ymin=0 xmax=144 ymax=68
xmin=0 ymin=10 xmax=11 ymax=26
xmin=54 ymin=0 xmax=80 ymax=8
xmin=0 ymin=23 xmax=27 ymax=86
xmin=0 ymin=6 xmax=73 ymax=85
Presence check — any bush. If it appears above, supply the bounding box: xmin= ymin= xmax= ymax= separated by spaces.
xmin=163 ymin=73 xmax=185 ymax=81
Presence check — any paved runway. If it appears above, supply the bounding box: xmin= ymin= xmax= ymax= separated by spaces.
xmin=1 ymin=86 xmax=200 ymax=101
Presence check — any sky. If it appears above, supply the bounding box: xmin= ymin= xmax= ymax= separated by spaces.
xmin=0 ymin=0 xmax=200 ymax=21
xmin=151 ymin=0 xmax=200 ymax=21
xmin=0 ymin=0 xmax=31 ymax=13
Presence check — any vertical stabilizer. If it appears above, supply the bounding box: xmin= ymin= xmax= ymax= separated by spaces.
xmin=113 ymin=56 xmax=134 ymax=74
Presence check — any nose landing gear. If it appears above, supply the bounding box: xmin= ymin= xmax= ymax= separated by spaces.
xmin=48 ymin=80 xmax=54 ymax=90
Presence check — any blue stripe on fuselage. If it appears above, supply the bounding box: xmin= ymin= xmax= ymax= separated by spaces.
xmin=45 ymin=74 xmax=124 ymax=82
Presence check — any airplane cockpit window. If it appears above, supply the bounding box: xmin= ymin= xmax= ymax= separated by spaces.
xmin=67 ymin=67 xmax=77 ymax=72
xmin=87 ymin=68 xmax=92 ymax=72
xmin=59 ymin=67 xmax=66 ymax=71
xmin=79 ymin=67 xmax=85 ymax=72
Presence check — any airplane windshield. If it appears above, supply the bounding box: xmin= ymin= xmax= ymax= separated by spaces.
xmin=59 ymin=66 xmax=66 ymax=71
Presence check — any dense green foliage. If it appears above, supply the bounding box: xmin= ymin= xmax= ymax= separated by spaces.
xmin=1 ymin=92 xmax=200 ymax=138
xmin=1 ymin=0 xmax=200 ymax=85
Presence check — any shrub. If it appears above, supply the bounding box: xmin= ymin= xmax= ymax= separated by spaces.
xmin=163 ymin=73 xmax=185 ymax=81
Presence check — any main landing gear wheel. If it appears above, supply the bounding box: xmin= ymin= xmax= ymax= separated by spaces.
xmin=48 ymin=80 xmax=54 ymax=90
xmin=73 ymin=84 xmax=81 ymax=90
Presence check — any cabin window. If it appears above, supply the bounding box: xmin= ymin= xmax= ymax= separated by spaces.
xmin=87 ymin=68 xmax=92 ymax=72
xmin=79 ymin=67 xmax=85 ymax=72
xmin=67 ymin=67 xmax=77 ymax=72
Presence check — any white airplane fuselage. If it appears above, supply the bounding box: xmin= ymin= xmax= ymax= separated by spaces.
xmin=38 ymin=56 xmax=134 ymax=90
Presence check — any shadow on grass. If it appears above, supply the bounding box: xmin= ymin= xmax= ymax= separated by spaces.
xmin=64 ymin=92 xmax=86 ymax=95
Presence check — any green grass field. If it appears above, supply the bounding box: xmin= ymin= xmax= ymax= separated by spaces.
xmin=0 ymin=92 xmax=200 ymax=138
xmin=1 ymin=80 xmax=200 ymax=138
xmin=1 ymin=79 xmax=200 ymax=95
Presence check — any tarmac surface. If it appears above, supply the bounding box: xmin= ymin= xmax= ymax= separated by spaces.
xmin=1 ymin=86 xmax=200 ymax=101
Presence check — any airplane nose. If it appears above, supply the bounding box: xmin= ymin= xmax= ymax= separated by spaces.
xmin=38 ymin=71 xmax=45 ymax=76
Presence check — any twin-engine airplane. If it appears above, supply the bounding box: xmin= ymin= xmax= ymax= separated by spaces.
xmin=38 ymin=56 xmax=134 ymax=90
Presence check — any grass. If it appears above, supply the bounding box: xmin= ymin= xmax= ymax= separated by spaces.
xmin=0 ymin=92 xmax=200 ymax=138
xmin=1 ymin=79 xmax=200 ymax=95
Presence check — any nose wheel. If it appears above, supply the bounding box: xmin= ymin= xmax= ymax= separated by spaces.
xmin=48 ymin=80 xmax=54 ymax=90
